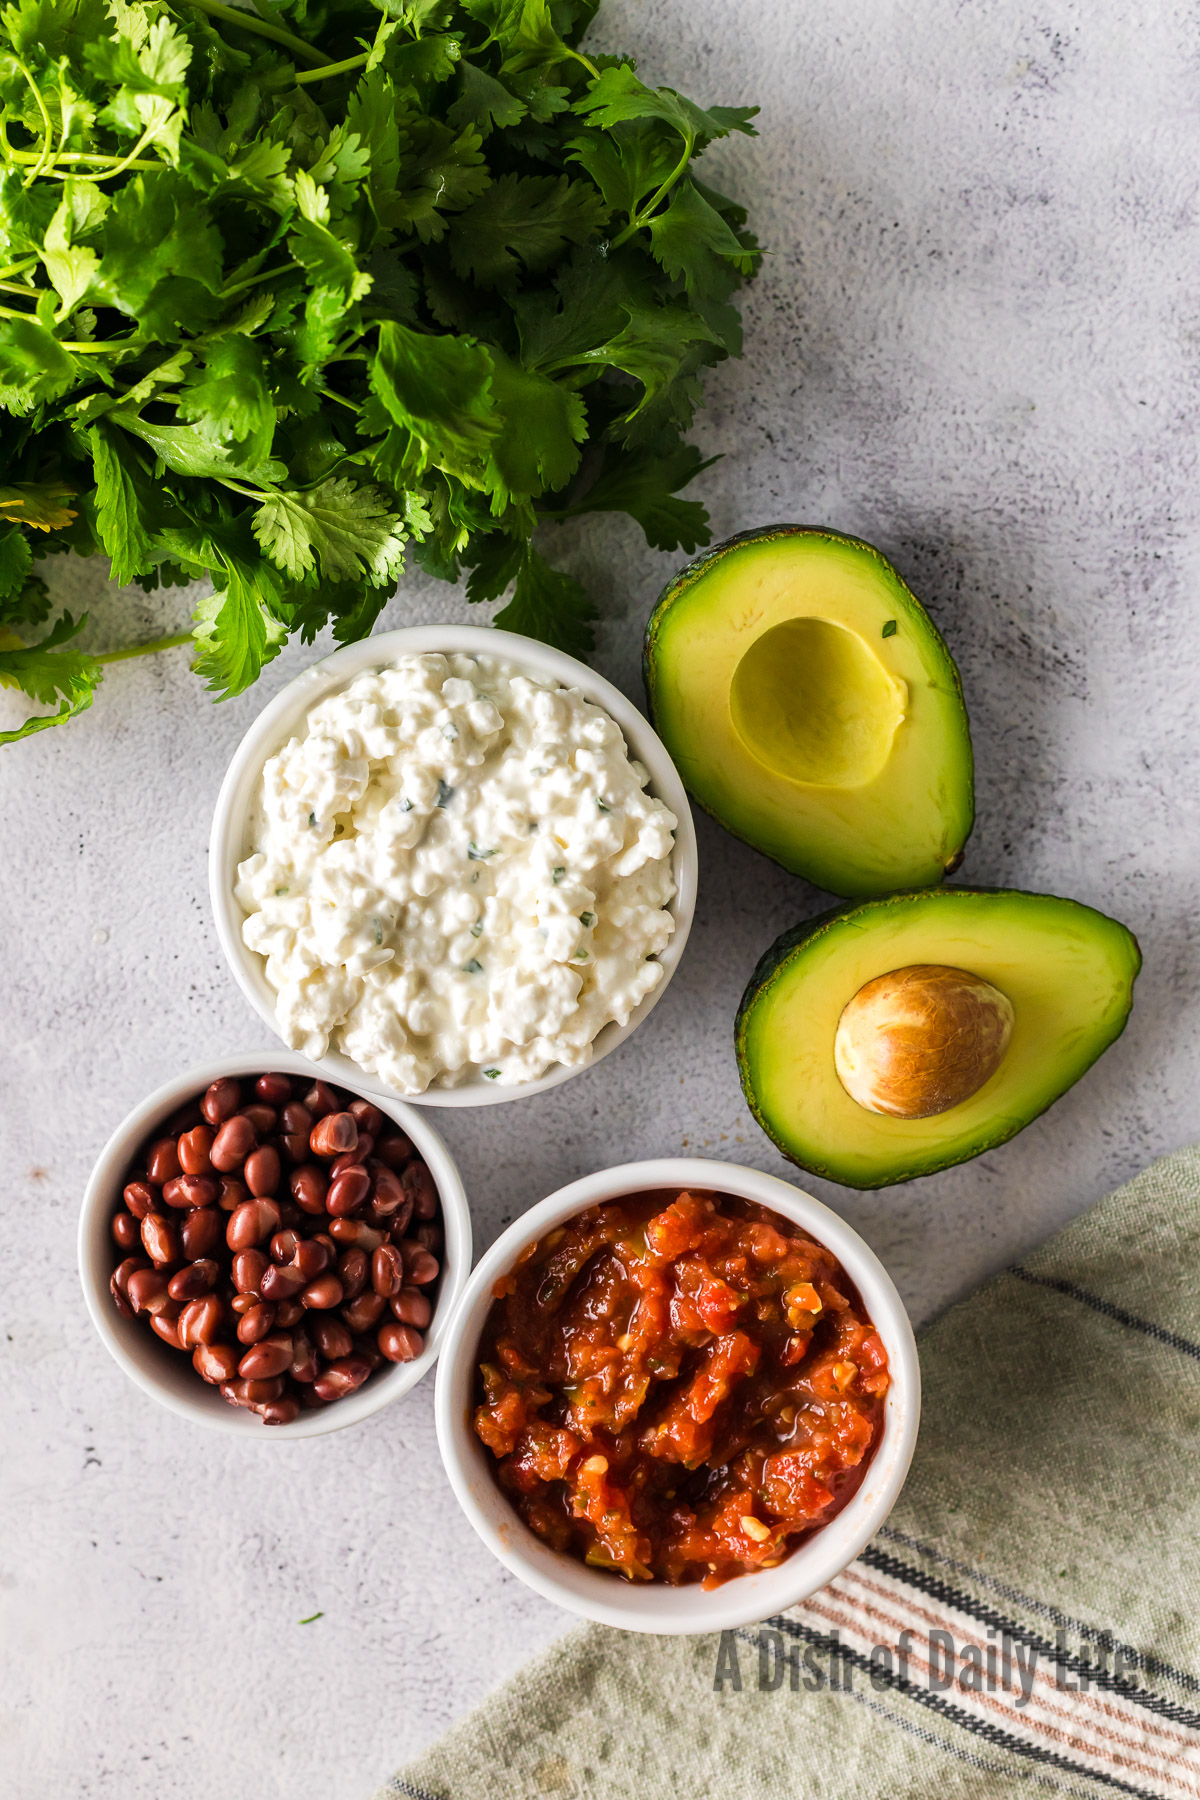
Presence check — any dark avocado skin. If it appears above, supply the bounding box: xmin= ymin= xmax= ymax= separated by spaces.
xmin=734 ymin=887 xmax=1143 ymax=1189
xmin=643 ymin=524 xmax=975 ymax=888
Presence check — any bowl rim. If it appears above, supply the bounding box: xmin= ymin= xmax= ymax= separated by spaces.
xmin=208 ymin=624 xmax=698 ymax=1108
xmin=434 ymin=1158 xmax=921 ymax=1634
xmin=78 ymin=1050 xmax=472 ymax=1439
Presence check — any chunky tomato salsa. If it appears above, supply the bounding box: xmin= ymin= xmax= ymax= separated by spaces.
xmin=472 ymin=1189 xmax=890 ymax=1586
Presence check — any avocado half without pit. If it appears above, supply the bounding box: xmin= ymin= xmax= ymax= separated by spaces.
xmin=644 ymin=526 xmax=974 ymax=896
xmin=736 ymin=888 xmax=1141 ymax=1188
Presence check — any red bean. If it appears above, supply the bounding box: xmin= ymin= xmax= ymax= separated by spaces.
xmin=231 ymin=1293 xmax=257 ymax=1315
xmin=110 ymin=1256 xmax=148 ymax=1317
xmin=258 ymin=1396 xmax=300 ymax=1425
xmin=327 ymin=1165 xmax=369 ymax=1217
xmin=370 ymin=1166 xmax=406 ymax=1217
xmin=353 ymin=1335 xmax=385 ymax=1372
xmin=125 ymin=1265 xmax=170 ymax=1315
xmin=237 ymin=1302 xmax=276 ymax=1345
xmin=378 ymin=1322 xmax=422 ymax=1363
xmin=391 ymin=1288 xmax=432 ymax=1328
xmin=403 ymin=1161 xmax=439 ymax=1220
xmin=162 ymin=1174 xmax=218 ymax=1210
xmin=178 ymin=1295 xmax=223 ymax=1348
xmin=166 ymin=1101 xmax=204 ymax=1135
xmin=371 ymin=1243 xmax=405 ymax=1298
xmin=312 ymin=1356 xmax=370 ymax=1401
xmin=180 ymin=1206 xmax=222 ymax=1260
xmin=211 ymin=1115 xmax=257 ymax=1172
xmin=330 ymin=1150 xmax=363 ymax=1179
xmin=290 ymin=1331 xmax=319 ymax=1383
xmin=270 ymin=1229 xmax=301 ymax=1264
xmin=123 ymin=1180 xmax=157 ymax=1219
xmin=260 ymin=1261 xmax=306 ymax=1302
xmin=274 ymin=1299 xmax=304 ymax=1328
xmin=178 ymin=1126 xmax=215 ymax=1175
xmin=240 ymin=1104 xmax=277 ymax=1136
xmin=341 ymin=1289 xmax=385 ymax=1333
xmin=256 ymin=1073 xmax=293 ymax=1106
xmin=221 ymin=1376 xmax=284 ymax=1408
xmin=244 ymin=1145 xmax=281 ymax=1198
xmin=217 ymin=1176 xmax=249 ymax=1213
xmin=111 ymin=1211 xmax=139 ymax=1252
xmin=382 ymin=1194 xmax=414 ymax=1239
xmin=226 ymin=1198 xmax=281 ymax=1251
xmin=202 ymin=1078 xmax=243 ymax=1125
xmin=311 ymin=1317 xmax=352 ymax=1361
xmin=281 ymin=1102 xmax=313 ymax=1138
xmin=146 ymin=1137 xmax=181 ymax=1185
xmin=151 ymin=1309 xmax=185 ymax=1350
xmin=193 ymin=1342 xmax=239 ymax=1384
xmin=301 ymin=1273 xmax=343 ymax=1310
xmin=293 ymin=1238 xmax=331 ymax=1281
xmin=238 ymin=1334 xmax=292 ymax=1380
xmin=373 ymin=1133 xmax=412 ymax=1171
xmin=168 ymin=1260 xmax=219 ymax=1301
xmin=413 ymin=1222 xmax=443 ymax=1253
xmin=280 ymin=1136 xmax=308 ymax=1165
xmin=290 ymin=1165 xmax=328 ymax=1215
xmin=327 ymin=1217 xmax=384 ymax=1251
xmin=311 ymin=1112 xmax=358 ymax=1159
xmin=304 ymin=1080 xmax=339 ymax=1120
xmin=232 ymin=1248 xmax=268 ymax=1295
xmin=140 ymin=1213 xmax=179 ymax=1267
xmin=337 ymin=1247 xmax=369 ymax=1301
xmin=347 ymin=1099 xmax=384 ymax=1137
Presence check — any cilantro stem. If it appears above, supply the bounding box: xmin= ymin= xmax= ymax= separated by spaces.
xmin=95 ymin=631 xmax=193 ymax=665
xmin=179 ymin=0 xmax=333 ymax=67
xmin=3 ymin=147 xmax=160 ymax=172
xmin=294 ymin=51 xmax=369 ymax=85
xmin=14 ymin=60 xmax=55 ymax=185
xmin=608 ymin=136 xmax=694 ymax=251
xmin=0 ymin=279 xmax=38 ymax=298
xmin=0 ymin=256 xmax=37 ymax=282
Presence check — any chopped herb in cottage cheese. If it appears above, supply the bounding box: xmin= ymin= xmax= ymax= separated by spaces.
xmin=235 ymin=654 xmax=678 ymax=1094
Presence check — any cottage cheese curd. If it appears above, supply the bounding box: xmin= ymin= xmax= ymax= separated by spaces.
xmin=235 ymin=654 xmax=678 ymax=1095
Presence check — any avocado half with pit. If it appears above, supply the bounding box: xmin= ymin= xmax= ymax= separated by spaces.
xmin=644 ymin=526 xmax=973 ymax=896
xmin=736 ymin=887 xmax=1141 ymax=1188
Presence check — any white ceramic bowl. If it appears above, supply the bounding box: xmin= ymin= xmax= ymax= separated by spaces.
xmin=436 ymin=1158 xmax=920 ymax=1633
xmin=79 ymin=1052 xmax=471 ymax=1438
xmin=209 ymin=625 xmax=698 ymax=1107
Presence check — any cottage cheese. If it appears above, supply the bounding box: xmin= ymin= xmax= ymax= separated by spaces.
xmin=235 ymin=654 xmax=678 ymax=1094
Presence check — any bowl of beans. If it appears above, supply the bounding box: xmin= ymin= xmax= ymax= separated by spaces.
xmin=435 ymin=1159 xmax=919 ymax=1632
xmin=79 ymin=1054 xmax=471 ymax=1436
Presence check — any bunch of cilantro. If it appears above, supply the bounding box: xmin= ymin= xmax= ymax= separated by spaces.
xmin=0 ymin=0 xmax=759 ymax=744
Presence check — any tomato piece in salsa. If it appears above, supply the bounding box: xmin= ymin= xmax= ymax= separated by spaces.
xmin=472 ymin=1189 xmax=891 ymax=1587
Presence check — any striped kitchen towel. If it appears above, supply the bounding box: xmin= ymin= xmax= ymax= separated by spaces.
xmin=378 ymin=1144 xmax=1200 ymax=1800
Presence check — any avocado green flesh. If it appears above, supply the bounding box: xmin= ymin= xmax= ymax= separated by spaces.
xmin=645 ymin=526 xmax=974 ymax=897
xmin=736 ymin=888 xmax=1141 ymax=1189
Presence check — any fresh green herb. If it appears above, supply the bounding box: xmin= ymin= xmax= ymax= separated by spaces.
xmin=0 ymin=0 xmax=759 ymax=742
xmin=579 ymin=910 xmax=594 ymax=926
xmin=469 ymin=919 xmax=483 ymax=937
xmin=483 ymin=1067 xmax=500 ymax=1079
xmin=275 ymin=885 xmax=289 ymax=896
xmin=442 ymin=721 xmax=458 ymax=740
xmin=596 ymin=798 xmax=610 ymax=812
xmin=467 ymin=840 xmax=497 ymax=860
xmin=882 ymin=619 xmax=898 ymax=638
xmin=398 ymin=797 xmax=414 ymax=812
xmin=308 ymin=811 xmax=317 ymax=828
xmin=573 ymin=947 xmax=588 ymax=959
xmin=463 ymin=957 xmax=482 ymax=973
xmin=435 ymin=779 xmax=455 ymax=807
xmin=298 ymin=1612 xmax=324 ymax=1625
xmin=552 ymin=864 xmax=565 ymax=883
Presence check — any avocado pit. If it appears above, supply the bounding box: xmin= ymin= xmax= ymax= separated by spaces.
xmin=834 ymin=963 xmax=1014 ymax=1120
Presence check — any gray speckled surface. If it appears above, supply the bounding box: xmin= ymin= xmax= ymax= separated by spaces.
xmin=2 ymin=1 xmax=1196 ymax=1794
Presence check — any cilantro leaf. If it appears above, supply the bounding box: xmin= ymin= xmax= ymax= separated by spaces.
xmin=252 ymin=476 xmax=408 ymax=586
xmin=447 ymin=172 xmax=607 ymax=287
xmin=0 ymin=524 xmax=32 ymax=603
xmin=0 ymin=611 xmax=101 ymax=744
xmin=88 ymin=421 xmax=158 ymax=583
xmin=190 ymin=561 xmax=287 ymax=700
xmin=369 ymin=318 xmax=499 ymax=480
xmin=485 ymin=350 xmax=586 ymax=502
xmin=646 ymin=178 xmax=755 ymax=300
xmin=492 ymin=543 xmax=596 ymax=656
xmin=564 ymin=440 xmax=715 ymax=552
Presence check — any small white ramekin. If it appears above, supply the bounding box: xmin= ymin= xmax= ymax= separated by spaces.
xmin=209 ymin=625 xmax=698 ymax=1107
xmin=78 ymin=1051 xmax=471 ymax=1438
xmin=435 ymin=1158 xmax=920 ymax=1634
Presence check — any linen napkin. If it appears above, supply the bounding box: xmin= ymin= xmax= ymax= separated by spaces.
xmin=379 ymin=1145 xmax=1200 ymax=1800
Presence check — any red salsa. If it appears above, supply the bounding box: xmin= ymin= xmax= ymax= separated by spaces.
xmin=473 ymin=1189 xmax=890 ymax=1586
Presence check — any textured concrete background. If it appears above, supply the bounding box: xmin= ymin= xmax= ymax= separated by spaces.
xmin=3 ymin=2 xmax=1197 ymax=1795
